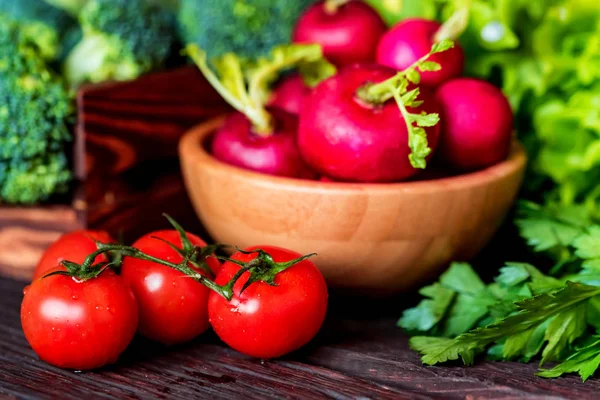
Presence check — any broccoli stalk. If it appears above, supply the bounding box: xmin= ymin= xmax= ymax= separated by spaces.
xmin=64 ymin=0 xmax=175 ymax=86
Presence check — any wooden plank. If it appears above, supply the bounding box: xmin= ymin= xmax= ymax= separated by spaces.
xmin=0 ymin=276 xmax=598 ymax=399
xmin=0 ymin=203 xmax=84 ymax=280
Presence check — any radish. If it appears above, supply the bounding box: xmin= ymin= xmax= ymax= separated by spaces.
xmin=186 ymin=44 xmax=334 ymax=178
xmin=268 ymin=75 xmax=310 ymax=115
xmin=434 ymin=78 xmax=513 ymax=171
xmin=377 ymin=18 xmax=465 ymax=87
xmin=299 ymin=64 xmax=441 ymax=182
xmin=212 ymin=109 xmax=316 ymax=178
xmin=319 ymin=176 xmax=337 ymax=182
xmin=293 ymin=0 xmax=387 ymax=66
xmin=298 ymin=41 xmax=454 ymax=182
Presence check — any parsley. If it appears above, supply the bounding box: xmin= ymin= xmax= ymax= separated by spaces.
xmin=410 ymin=282 xmax=600 ymax=366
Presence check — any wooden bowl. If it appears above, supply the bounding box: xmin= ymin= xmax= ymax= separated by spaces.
xmin=179 ymin=117 xmax=527 ymax=293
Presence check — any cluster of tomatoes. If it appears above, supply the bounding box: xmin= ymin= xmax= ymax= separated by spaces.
xmin=20 ymin=219 xmax=328 ymax=370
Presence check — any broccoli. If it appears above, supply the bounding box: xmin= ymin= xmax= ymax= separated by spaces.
xmin=179 ymin=0 xmax=316 ymax=60
xmin=64 ymin=0 xmax=176 ymax=86
xmin=0 ymin=19 xmax=73 ymax=161
xmin=0 ymin=0 xmax=76 ymax=60
xmin=0 ymin=16 xmax=73 ymax=204
xmin=0 ymin=152 xmax=71 ymax=204
xmin=42 ymin=0 xmax=89 ymax=16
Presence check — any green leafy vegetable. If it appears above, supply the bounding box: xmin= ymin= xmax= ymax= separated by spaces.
xmin=400 ymin=0 xmax=600 ymax=382
xmin=538 ymin=337 xmax=600 ymax=381
xmin=410 ymin=282 xmax=600 ymax=366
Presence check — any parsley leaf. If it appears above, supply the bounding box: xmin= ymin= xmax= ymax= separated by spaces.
xmin=573 ymin=226 xmax=600 ymax=270
xmin=538 ymin=337 xmax=600 ymax=381
xmin=410 ymin=282 xmax=600 ymax=366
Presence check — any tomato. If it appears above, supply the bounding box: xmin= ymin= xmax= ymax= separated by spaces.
xmin=120 ymin=230 xmax=221 ymax=345
xmin=21 ymin=269 xmax=138 ymax=370
xmin=33 ymin=230 xmax=115 ymax=280
xmin=208 ymin=245 xmax=328 ymax=359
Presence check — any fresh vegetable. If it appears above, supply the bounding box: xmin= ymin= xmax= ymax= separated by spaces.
xmin=33 ymin=230 xmax=115 ymax=280
xmin=64 ymin=0 xmax=175 ymax=86
xmin=377 ymin=18 xmax=464 ymax=87
xmin=212 ymin=109 xmax=316 ymax=178
xmin=0 ymin=16 xmax=73 ymax=204
xmin=364 ymin=0 xmax=437 ymax=26
xmin=434 ymin=77 xmax=513 ymax=171
xmin=292 ymin=0 xmax=386 ymax=66
xmin=268 ymin=74 xmax=310 ymax=115
xmin=209 ymin=246 xmax=328 ymax=359
xmin=397 ymin=0 xmax=600 ymax=381
xmin=179 ymin=0 xmax=315 ymax=60
xmin=121 ymin=227 xmax=220 ymax=345
xmin=23 ymin=213 xmax=327 ymax=366
xmin=43 ymin=0 xmax=89 ymax=16
xmin=21 ymin=265 xmax=138 ymax=370
xmin=187 ymin=43 xmax=334 ymax=178
xmin=298 ymin=41 xmax=454 ymax=182
xmin=0 ymin=0 xmax=76 ymax=60
xmin=400 ymin=201 xmax=600 ymax=380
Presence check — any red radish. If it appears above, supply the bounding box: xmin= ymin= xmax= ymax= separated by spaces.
xmin=298 ymin=64 xmax=441 ymax=182
xmin=268 ymin=75 xmax=310 ymax=115
xmin=212 ymin=108 xmax=316 ymax=179
xmin=319 ymin=176 xmax=336 ymax=182
xmin=434 ymin=78 xmax=513 ymax=171
xmin=377 ymin=18 xmax=464 ymax=87
xmin=293 ymin=0 xmax=386 ymax=66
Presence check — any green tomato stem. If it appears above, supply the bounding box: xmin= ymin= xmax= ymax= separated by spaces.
xmin=80 ymin=244 xmax=236 ymax=300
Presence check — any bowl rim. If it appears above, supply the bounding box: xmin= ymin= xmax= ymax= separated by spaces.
xmin=180 ymin=115 xmax=528 ymax=195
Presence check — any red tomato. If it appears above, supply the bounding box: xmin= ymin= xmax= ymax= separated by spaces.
xmin=33 ymin=230 xmax=115 ymax=280
xmin=120 ymin=230 xmax=220 ymax=345
xmin=21 ymin=269 xmax=138 ymax=370
xmin=209 ymin=245 xmax=328 ymax=359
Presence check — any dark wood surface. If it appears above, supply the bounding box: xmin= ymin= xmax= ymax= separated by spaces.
xmin=1 ymin=276 xmax=599 ymax=399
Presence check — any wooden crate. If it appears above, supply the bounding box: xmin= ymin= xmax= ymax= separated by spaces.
xmin=0 ymin=66 xmax=228 ymax=280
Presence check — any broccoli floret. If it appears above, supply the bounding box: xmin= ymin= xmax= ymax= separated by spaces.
xmin=64 ymin=0 xmax=176 ymax=86
xmin=0 ymin=19 xmax=73 ymax=160
xmin=0 ymin=16 xmax=73 ymax=204
xmin=179 ymin=0 xmax=316 ymax=59
xmin=0 ymin=0 xmax=76 ymax=60
xmin=43 ymin=0 xmax=89 ymax=16
xmin=0 ymin=152 xmax=71 ymax=205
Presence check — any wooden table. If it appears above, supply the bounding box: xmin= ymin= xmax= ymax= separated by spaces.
xmin=1 ymin=276 xmax=599 ymax=399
